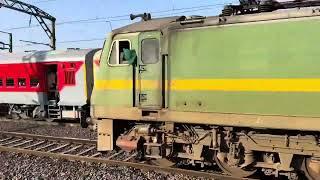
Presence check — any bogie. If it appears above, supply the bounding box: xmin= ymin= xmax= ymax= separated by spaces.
xmin=104 ymin=122 xmax=320 ymax=179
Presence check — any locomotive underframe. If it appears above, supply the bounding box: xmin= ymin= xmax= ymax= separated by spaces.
xmin=96 ymin=109 xmax=320 ymax=179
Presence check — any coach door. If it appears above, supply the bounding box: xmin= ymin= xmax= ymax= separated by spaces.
xmin=138 ymin=32 xmax=162 ymax=109
xmin=46 ymin=64 xmax=58 ymax=101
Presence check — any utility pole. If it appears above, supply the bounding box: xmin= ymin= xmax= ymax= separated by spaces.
xmin=0 ymin=30 xmax=13 ymax=53
xmin=0 ymin=0 xmax=56 ymax=50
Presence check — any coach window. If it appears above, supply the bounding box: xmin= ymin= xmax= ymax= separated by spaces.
xmin=108 ymin=40 xmax=131 ymax=65
xmin=18 ymin=78 xmax=26 ymax=87
xmin=30 ymin=77 xmax=39 ymax=88
xmin=64 ymin=71 xmax=76 ymax=85
xmin=0 ymin=79 xmax=3 ymax=87
xmin=6 ymin=78 xmax=14 ymax=87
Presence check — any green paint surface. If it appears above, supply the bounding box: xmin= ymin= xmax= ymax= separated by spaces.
xmin=169 ymin=19 xmax=320 ymax=78
xmin=92 ymin=18 xmax=320 ymax=117
xmin=138 ymin=31 xmax=162 ymax=108
xmin=168 ymin=19 xmax=320 ymax=116
xmin=169 ymin=91 xmax=320 ymax=117
xmin=92 ymin=33 xmax=139 ymax=108
xmin=93 ymin=90 xmax=133 ymax=107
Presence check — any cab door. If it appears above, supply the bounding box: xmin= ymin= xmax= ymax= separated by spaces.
xmin=138 ymin=32 xmax=162 ymax=109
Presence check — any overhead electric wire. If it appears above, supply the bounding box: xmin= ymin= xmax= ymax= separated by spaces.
xmin=58 ymin=38 xmax=105 ymax=44
xmin=29 ymin=0 xmax=60 ymax=4
xmin=5 ymin=2 xmax=236 ymax=31
xmin=15 ymin=37 xmax=106 ymax=48
xmin=11 ymin=1 xmax=237 ymax=49
xmin=13 ymin=5 xmax=224 ymax=48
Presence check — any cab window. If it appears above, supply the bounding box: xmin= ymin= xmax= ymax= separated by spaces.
xmin=109 ymin=40 xmax=130 ymax=65
xmin=141 ymin=38 xmax=159 ymax=64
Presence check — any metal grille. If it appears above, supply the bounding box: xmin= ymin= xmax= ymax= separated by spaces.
xmin=64 ymin=71 xmax=75 ymax=85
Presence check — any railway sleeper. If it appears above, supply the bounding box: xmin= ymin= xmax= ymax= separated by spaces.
xmin=61 ymin=144 xmax=83 ymax=154
xmin=48 ymin=143 xmax=71 ymax=153
xmin=10 ymin=139 xmax=34 ymax=148
xmin=0 ymin=138 xmax=24 ymax=146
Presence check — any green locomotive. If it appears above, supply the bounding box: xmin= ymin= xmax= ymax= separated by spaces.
xmin=91 ymin=1 xmax=320 ymax=179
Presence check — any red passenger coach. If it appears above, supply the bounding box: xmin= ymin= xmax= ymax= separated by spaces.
xmin=0 ymin=49 xmax=100 ymax=127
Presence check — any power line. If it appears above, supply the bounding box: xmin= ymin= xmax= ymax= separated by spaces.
xmin=14 ymin=6 xmax=221 ymax=48
xmin=5 ymin=2 xmax=236 ymax=31
xmin=154 ymin=7 xmax=219 ymax=18
xmin=58 ymin=38 xmax=105 ymax=44
xmin=10 ymin=1 xmax=236 ymax=50
xmin=15 ymin=37 xmax=106 ymax=48
xmin=33 ymin=0 xmax=58 ymax=4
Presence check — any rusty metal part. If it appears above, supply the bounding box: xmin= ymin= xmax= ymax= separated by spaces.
xmin=114 ymin=124 xmax=153 ymax=152
xmin=302 ymin=157 xmax=320 ymax=180
xmin=116 ymin=136 xmax=138 ymax=152
xmin=214 ymin=152 xmax=257 ymax=178
xmin=238 ymin=133 xmax=320 ymax=157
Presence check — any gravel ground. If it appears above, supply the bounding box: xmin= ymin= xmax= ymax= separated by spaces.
xmin=0 ymin=152 xmax=212 ymax=180
xmin=0 ymin=120 xmax=96 ymax=140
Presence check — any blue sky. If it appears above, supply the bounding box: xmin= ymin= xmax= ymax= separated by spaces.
xmin=0 ymin=0 xmax=236 ymax=52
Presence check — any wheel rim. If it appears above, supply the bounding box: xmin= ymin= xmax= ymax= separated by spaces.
xmin=45 ymin=118 xmax=55 ymax=122
xmin=11 ymin=112 xmax=21 ymax=120
xmin=302 ymin=158 xmax=320 ymax=180
xmin=214 ymin=152 xmax=256 ymax=178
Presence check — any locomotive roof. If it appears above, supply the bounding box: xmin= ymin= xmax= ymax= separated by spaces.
xmin=0 ymin=49 xmax=95 ymax=64
xmin=113 ymin=6 xmax=320 ymax=34
xmin=113 ymin=16 xmax=179 ymax=34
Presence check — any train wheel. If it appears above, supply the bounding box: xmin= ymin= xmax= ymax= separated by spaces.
xmin=9 ymin=105 xmax=21 ymax=120
xmin=80 ymin=119 xmax=89 ymax=128
xmin=11 ymin=112 xmax=21 ymax=120
xmin=302 ymin=157 xmax=320 ymax=180
xmin=214 ymin=151 xmax=256 ymax=178
xmin=45 ymin=118 xmax=55 ymax=122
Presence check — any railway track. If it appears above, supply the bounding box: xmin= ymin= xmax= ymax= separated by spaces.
xmin=0 ymin=118 xmax=80 ymax=127
xmin=0 ymin=131 xmax=252 ymax=180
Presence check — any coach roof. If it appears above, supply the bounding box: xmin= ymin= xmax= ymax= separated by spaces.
xmin=0 ymin=49 xmax=94 ymax=63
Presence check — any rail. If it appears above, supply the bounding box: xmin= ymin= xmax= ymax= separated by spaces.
xmin=0 ymin=131 xmax=252 ymax=180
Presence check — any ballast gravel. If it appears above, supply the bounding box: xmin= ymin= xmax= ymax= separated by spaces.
xmin=0 ymin=152 xmax=212 ymax=180
xmin=0 ymin=120 xmax=96 ymax=139
xmin=0 ymin=120 xmax=215 ymax=179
